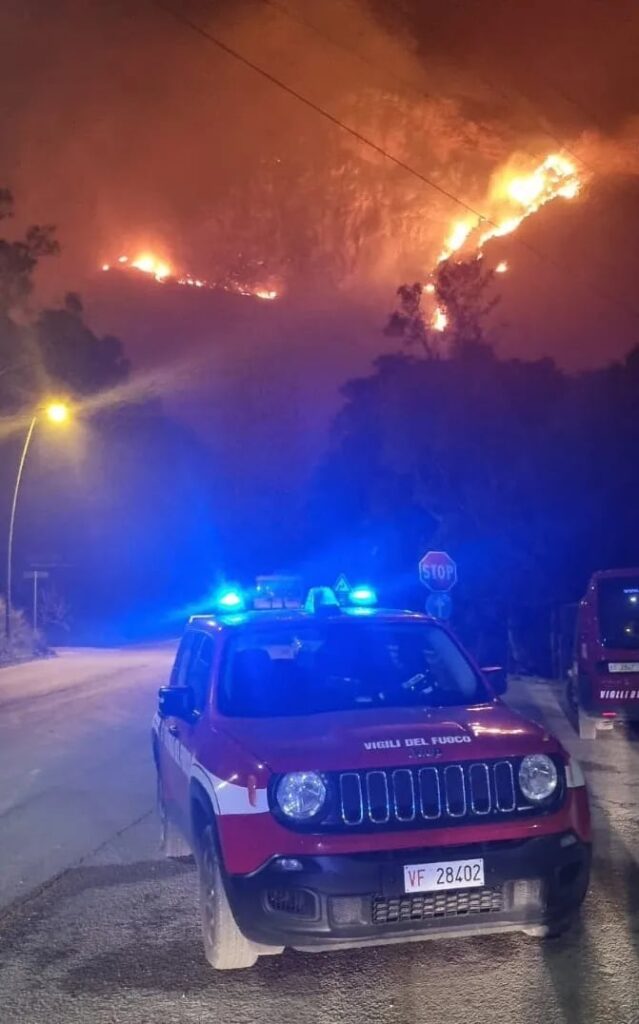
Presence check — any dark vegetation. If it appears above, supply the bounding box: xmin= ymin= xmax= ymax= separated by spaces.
xmin=0 ymin=191 xmax=217 ymax=654
xmin=309 ymin=259 xmax=639 ymax=670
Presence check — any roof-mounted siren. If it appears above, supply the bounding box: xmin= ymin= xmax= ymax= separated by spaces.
xmin=254 ymin=575 xmax=303 ymax=609
xmin=304 ymin=586 xmax=342 ymax=616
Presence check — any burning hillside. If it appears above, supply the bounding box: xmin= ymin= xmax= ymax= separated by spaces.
xmin=101 ymin=253 xmax=278 ymax=301
xmin=428 ymin=152 xmax=584 ymax=332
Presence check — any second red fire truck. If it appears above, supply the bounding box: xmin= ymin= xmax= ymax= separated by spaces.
xmin=569 ymin=568 xmax=639 ymax=738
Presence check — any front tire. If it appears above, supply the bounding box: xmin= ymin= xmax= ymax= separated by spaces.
xmin=197 ymin=823 xmax=258 ymax=970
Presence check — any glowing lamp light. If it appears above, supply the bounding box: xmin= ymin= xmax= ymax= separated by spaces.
xmin=216 ymin=588 xmax=245 ymax=612
xmin=349 ymin=585 xmax=378 ymax=607
xmin=44 ymin=401 xmax=70 ymax=424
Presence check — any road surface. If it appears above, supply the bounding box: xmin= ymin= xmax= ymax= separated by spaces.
xmin=1 ymin=648 xmax=638 ymax=1024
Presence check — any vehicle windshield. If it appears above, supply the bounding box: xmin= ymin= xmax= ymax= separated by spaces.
xmin=219 ymin=619 xmax=490 ymax=717
xmin=598 ymin=578 xmax=639 ymax=650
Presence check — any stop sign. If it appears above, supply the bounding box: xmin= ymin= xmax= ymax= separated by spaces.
xmin=419 ymin=550 xmax=457 ymax=592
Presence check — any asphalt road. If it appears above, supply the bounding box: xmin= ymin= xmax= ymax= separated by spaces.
xmin=1 ymin=648 xmax=638 ymax=1024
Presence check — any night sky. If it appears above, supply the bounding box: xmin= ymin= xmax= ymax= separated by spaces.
xmin=2 ymin=0 xmax=638 ymax=438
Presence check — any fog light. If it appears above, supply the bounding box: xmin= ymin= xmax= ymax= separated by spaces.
xmin=560 ymin=833 xmax=577 ymax=848
xmin=275 ymin=857 xmax=303 ymax=872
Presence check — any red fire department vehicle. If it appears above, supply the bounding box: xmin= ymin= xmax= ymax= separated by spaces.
xmin=152 ymin=584 xmax=590 ymax=970
xmin=568 ymin=568 xmax=639 ymax=739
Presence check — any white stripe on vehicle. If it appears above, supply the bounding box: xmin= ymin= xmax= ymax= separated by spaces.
xmin=192 ymin=760 xmax=269 ymax=815
xmin=159 ymin=726 xmax=268 ymax=814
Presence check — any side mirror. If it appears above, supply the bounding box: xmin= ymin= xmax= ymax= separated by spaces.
xmin=482 ymin=666 xmax=508 ymax=696
xmin=158 ymin=685 xmax=194 ymax=721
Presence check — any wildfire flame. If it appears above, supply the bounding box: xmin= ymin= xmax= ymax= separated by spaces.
xmin=432 ymin=307 xmax=448 ymax=332
xmin=429 ymin=152 xmax=583 ymax=331
xmin=101 ymin=252 xmax=279 ymax=301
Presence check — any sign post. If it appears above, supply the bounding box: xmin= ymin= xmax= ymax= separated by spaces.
xmin=23 ymin=569 xmax=49 ymax=629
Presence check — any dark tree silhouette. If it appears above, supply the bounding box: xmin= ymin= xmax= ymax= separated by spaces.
xmin=313 ymin=262 xmax=639 ymax=669
xmin=0 ymin=189 xmax=59 ymax=316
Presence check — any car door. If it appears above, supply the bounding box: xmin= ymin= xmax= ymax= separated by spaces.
xmin=169 ymin=631 xmax=216 ymax=819
xmin=157 ymin=631 xmax=197 ymax=816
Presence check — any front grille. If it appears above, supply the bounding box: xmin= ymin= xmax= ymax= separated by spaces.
xmin=372 ymin=886 xmax=504 ymax=925
xmin=337 ymin=760 xmax=551 ymax=829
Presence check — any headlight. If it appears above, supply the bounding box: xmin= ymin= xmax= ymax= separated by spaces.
xmin=275 ymin=772 xmax=327 ymax=821
xmin=519 ymin=754 xmax=558 ymax=803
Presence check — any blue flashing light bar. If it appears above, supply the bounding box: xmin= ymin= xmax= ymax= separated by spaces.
xmin=216 ymin=587 xmax=245 ymax=612
xmin=349 ymin=585 xmax=378 ymax=607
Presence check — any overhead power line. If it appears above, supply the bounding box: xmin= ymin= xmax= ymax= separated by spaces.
xmin=260 ymin=0 xmax=583 ymax=175
xmin=151 ymin=0 xmax=639 ymax=323
xmin=376 ymin=0 xmax=601 ymax=178
xmin=152 ymin=0 xmax=497 ymax=224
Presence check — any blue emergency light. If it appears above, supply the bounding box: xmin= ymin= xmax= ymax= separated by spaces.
xmin=215 ymin=587 xmax=246 ymax=612
xmin=349 ymin=585 xmax=378 ymax=607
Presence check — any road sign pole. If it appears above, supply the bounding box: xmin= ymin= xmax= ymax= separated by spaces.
xmin=23 ymin=569 xmax=49 ymax=631
xmin=33 ymin=571 xmax=38 ymax=631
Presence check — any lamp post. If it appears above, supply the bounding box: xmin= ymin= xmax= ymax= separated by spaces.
xmin=5 ymin=401 xmax=70 ymax=640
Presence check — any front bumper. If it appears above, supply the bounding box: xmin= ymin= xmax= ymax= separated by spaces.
xmin=227 ymin=832 xmax=591 ymax=949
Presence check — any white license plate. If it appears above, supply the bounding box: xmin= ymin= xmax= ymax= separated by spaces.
xmin=609 ymin=662 xmax=639 ymax=673
xmin=404 ymin=858 xmax=485 ymax=893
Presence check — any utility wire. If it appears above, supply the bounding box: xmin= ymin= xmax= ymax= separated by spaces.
xmin=375 ymin=0 xmax=601 ymax=178
xmin=152 ymin=0 xmax=639 ymax=322
xmin=152 ymin=0 xmax=497 ymax=225
xmin=259 ymin=0 xmax=566 ymax=172
xmin=259 ymin=0 xmax=439 ymax=105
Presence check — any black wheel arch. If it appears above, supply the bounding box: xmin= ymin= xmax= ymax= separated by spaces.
xmin=190 ymin=780 xmax=220 ymax=852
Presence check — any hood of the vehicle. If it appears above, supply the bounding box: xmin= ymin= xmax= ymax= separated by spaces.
xmin=219 ymin=701 xmax=559 ymax=773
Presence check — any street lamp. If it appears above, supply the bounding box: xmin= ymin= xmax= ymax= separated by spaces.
xmin=5 ymin=400 xmax=70 ymax=640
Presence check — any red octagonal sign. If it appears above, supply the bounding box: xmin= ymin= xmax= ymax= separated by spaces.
xmin=419 ymin=550 xmax=457 ymax=592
